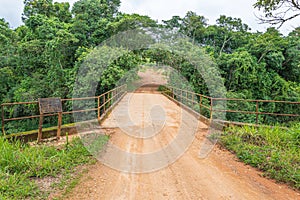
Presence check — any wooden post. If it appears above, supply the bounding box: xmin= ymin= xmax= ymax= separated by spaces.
xmin=173 ymin=88 xmax=175 ymax=99
xmin=38 ymin=98 xmax=62 ymax=142
xmin=192 ymin=94 xmax=194 ymax=108
xmin=57 ymin=112 xmax=62 ymax=140
xmin=103 ymin=94 xmax=106 ymax=113
xmin=200 ymin=95 xmax=203 ymax=114
xmin=38 ymin=115 xmax=43 ymax=142
xmin=116 ymin=88 xmax=118 ymax=100
xmin=97 ymin=96 xmax=100 ymax=120
xmin=1 ymin=104 xmax=5 ymax=136
xmin=186 ymin=90 xmax=188 ymax=106
xmin=172 ymin=88 xmax=174 ymax=99
xmin=256 ymin=101 xmax=259 ymax=125
xmin=111 ymin=91 xmax=114 ymax=106
xmin=180 ymin=89 xmax=182 ymax=103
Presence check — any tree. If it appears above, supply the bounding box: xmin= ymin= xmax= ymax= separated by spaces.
xmin=162 ymin=16 xmax=183 ymax=29
xmin=0 ymin=67 xmax=16 ymax=103
xmin=53 ymin=2 xmax=72 ymax=23
xmin=71 ymin=0 xmax=121 ymax=46
xmin=247 ymin=28 xmax=287 ymax=68
xmin=0 ymin=19 xmax=17 ymax=68
xmin=201 ymin=16 xmax=251 ymax=57
xmin=109 ymin=13 xmax=157 ymax=33
xmin=254 ymin=0 xmax=300 ymax=27
xmin=216 ymin=15 xmax=250 ymax=32
xmin=182 ymin=11 xmax=207 ymax=43
xmin=23 ymin=0 xmax=54 ymax=21
xmin=217 ymin=50 xmax=270 ymax=96
xmin=72 ymin=0 xmax=120 ymax=19
xmin=281 ymin=27 xmax=300 ymax=82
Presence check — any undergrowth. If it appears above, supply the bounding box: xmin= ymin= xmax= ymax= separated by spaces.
xmin=220 ymin=124 xmax=300 ymax=190
xmin=0 ymin=135 xmax=109 ymax=199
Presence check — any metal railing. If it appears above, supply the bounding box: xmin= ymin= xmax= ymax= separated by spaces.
xmin=161 ymin=85 xmax=300 ymax=126
xmin=1 ymin=85 xmax=127 ymax=136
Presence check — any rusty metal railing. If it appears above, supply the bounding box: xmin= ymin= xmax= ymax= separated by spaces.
xmin=1 ymin=85 xmax=127 ymax=136
xmin=161 ymin=85 xmax=300 ymax=126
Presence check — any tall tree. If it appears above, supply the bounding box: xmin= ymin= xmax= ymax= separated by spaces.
xmin=281 ymin=27 xmax=300 ymax=82
xmin=247 ymin=27 xmax=287 ymax=73
xmin=162 ymin=16 xmax=183 ymax=29
xmin=254 ymin=0 xmax=300 ymax=27
xmin=0 ymin=19 xmax=18 ymax=103
xmin=22 ymin=0 xmax=54 ymax=21
xmin=71 ymin=0 xmax=121 ymax=46
xmin=0 ymin=19 xmax=17 ymax=68
xmin=182 ymin=11 xmax=207 ymax=43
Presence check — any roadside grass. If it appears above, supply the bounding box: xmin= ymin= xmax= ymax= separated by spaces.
xmin=0 ymin=135 xmax=109 ymax=199
xmin=220 ymin=124 xmax=300 ymax=190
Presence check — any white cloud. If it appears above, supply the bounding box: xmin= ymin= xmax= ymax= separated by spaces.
xmin=0 ymin=0 xmax=24 ymax=28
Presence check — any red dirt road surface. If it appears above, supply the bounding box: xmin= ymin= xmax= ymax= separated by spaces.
xmin=64 ymin=92 xmax=300 ymax=200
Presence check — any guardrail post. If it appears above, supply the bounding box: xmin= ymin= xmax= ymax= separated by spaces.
xmin=97 ymin=96 xmax=100 ymax=120
xmin=210 ymin=98 xmax=213 ymax=121
xmin=180 ymin=89 xmax=182 ymax=103
xmin=104 ymin=94 xmax=106 ymax=113
xmin=38 ymin=115 xmax=43 ymax=142
xmin=57 ymin=112 xmax=62 ymax=140
xmin=117 ymin=88 xmax=119 ymax=99
xmin=111 ymin=90 xmax=114 ymax=106
xmin=200 ymin=95 xmax=203 ymax=114
xmin=192 ymin=93 xmax=194 ymax=108
xmin=1 ymin=104 xmax=5 ymax=136
xmin=186 ymin=90 xmax=188 ymax=105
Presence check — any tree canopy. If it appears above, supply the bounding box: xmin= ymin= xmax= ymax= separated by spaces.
xmin=0 ymin=0 xmax=299 ymax=133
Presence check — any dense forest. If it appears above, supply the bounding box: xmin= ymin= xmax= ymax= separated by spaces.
xmin=0 ymin=0 xmax=299 ymax=133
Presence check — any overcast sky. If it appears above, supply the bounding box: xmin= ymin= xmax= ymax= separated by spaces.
xmin=0 ymin=0 xmax=299 ymax=35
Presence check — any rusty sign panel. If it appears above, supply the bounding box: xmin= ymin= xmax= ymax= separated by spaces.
xmin=38 ymin=98 xmax=62 ymax=114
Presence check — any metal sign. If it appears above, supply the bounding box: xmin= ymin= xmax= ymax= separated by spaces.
xmin=38 ymin=98 xmax=62 ymax=114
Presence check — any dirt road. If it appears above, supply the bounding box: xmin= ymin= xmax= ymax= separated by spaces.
xmin=65 ymin=92 xmax=300 ymax=200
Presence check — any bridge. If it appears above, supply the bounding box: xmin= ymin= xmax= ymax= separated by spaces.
xmin=1 ymin=84 xmax=300 ymax=199
xmin=1 ymin=83 xmax=299 ymax=140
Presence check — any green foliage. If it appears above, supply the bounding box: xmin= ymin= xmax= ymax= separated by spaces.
xmin=220 ymin=125 xmax=300 ymax=189
xmin=23 ymin=0 xmax=54 ymax=21
xmin=0 ymin=1 xmax=299 ymax=134
xmin=109 ymin=13 xmax=157 ymax=33
xmin=0 ymin=136 xmax=107 ymax=199
xmin=282 ymin=28 xmax=300 ymax=82
xmin=71 ymin=0 xmax=121 ymax=46
xmin=0 ymin=67 xmax=16 ymax=102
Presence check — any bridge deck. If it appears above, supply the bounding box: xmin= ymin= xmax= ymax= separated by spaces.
xmin=67 ymin=92 xmax=299 ymax=200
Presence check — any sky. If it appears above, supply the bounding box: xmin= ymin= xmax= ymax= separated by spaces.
xmin=0 ymin=0 xmax=299 ymax=35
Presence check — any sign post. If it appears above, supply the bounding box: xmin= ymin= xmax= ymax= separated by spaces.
xmin=38 ymin=98 xmax=63 ymax=142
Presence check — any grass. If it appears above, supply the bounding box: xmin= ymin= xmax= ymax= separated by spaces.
xmin=4 ymin=122 xmax=77 ymax=138
xmin=0 ymin=134 xmax=109 ymax=199
xmin=220 ymin=124 xmax=300 ymax=190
